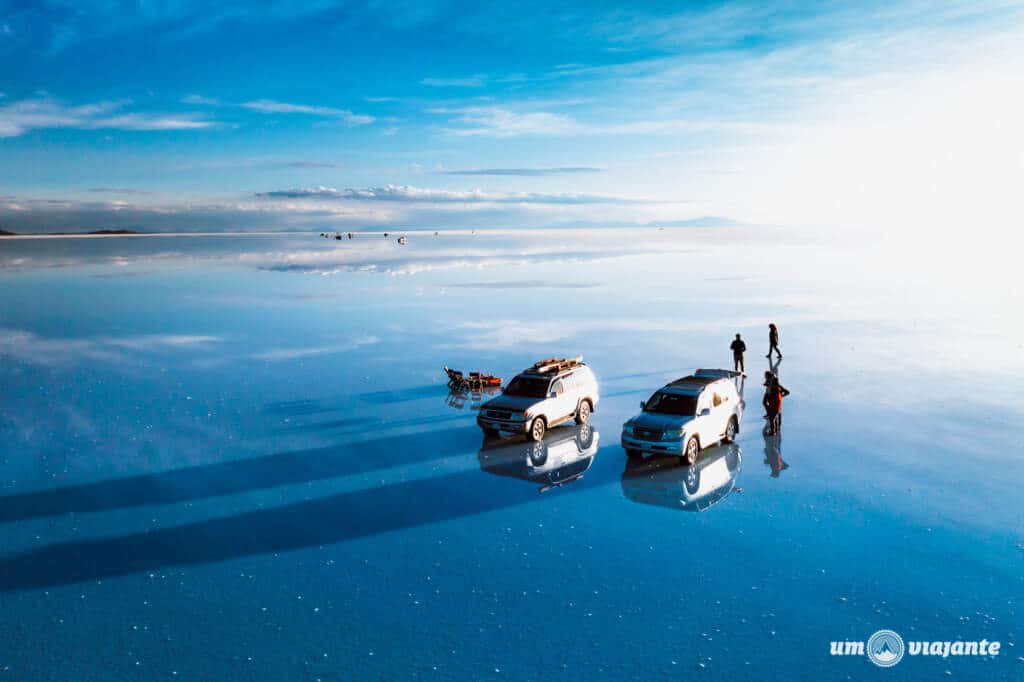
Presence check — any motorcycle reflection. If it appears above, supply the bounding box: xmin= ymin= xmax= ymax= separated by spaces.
xmin=621 ymin=443 xmax=742 ymax=512
xmin=477 ymin=425 xmax=599 ymax=492
xmin=445 ymin=385 xmax=501 ymax=411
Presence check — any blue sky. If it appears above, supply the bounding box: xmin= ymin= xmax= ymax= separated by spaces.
xmin=1 ymin=0 xmax=1023 ymax=233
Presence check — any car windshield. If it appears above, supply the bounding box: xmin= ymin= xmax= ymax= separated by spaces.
xmin=503 ymin=376 xmax=551 ymax=398
xmin=644 ymin=391 xmax=698 ymax=416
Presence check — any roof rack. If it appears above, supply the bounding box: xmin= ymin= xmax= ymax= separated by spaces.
xmin=527 ymin=355 xmax=584 ymax=374
xmin=695 ymin=368 xmax=740 ymax=379
xmin=667 ymin=374 xmax=718 ymax=388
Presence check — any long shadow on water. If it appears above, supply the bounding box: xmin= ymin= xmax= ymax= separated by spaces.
xmin=0 ymin=443 xmax=619 ymax=592
xmin=0 ymin=423 xmax=479 ymax=524
xmin=265 ymin=385 xmax=446 ymax=416
xmin=275 ymin=412 xmax=468 ymax=434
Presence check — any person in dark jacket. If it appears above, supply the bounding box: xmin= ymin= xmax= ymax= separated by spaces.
xmin=767 ymin=323 xmax=782 ymax=359
xmin=730 ymin=333 xmax=747 ymax=374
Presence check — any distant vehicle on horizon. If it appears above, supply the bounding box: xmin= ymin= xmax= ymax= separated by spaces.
xmin=477 ymin=356 xmax=599 ymax=441
xmin=621 ymin=369 xmax=743 ymax=465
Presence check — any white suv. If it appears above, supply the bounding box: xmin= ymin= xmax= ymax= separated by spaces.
xmin=621 ymin=369 xmax=743 ymax=465
xmin=477 ymin=356 xmax=600 ymax=441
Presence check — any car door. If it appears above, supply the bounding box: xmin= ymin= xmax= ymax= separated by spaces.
xmin=691 ymin=390 xmax=713 ymax=444
xmin=548 ymin=377 xmax=576 ymax=423
xmin=710 ymin=389 xmax=731 ymax=440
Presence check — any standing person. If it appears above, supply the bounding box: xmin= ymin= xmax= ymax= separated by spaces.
xmin=767 ymin=323 xmax=782 ymax=359
xmin=730 ymin=333 xmax=747 ymax=375
xmin=762 ymin=374 xmax=790 ymax=435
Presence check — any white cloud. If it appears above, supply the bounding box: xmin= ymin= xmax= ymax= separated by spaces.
xmin=453 ymin=320 xmax=571 ymax=348
xmin=87 ymin=187 xmax=153 ymax=194
xmin=0 ymin=329 xmax=222 ymax=366
xmin=182 ymin=94 xmax=219 ymax=105
xmin=104 ymin=335 xmax=222 ymax=349
xmin=0 ymin=97 xmax=216 ymax=138
xmin=241 ymin=99 xmax=374 ymax=125
xmin=429 ymin=106 xmax=579 ymax=137
xmin=447 ymin=312 xmax=839 ymax=350
xmin=0 ymin=189 xmax=698 ymax=234
xmin=0 ymin=195 xmax=401 ymax=234
xmin=250 ymin=336 xmax=379 ymax=361
xmin=429 ymin=104 xmax=789 ymax=138
xmin=440 ymin=167 xmax=604 ymax=176
xmin=256 ymin=184 xmax=648 ymax=204
xmin=420 ymin=75 xmax=486 ymax=88
xmin=85 ymin=113 xmax=214 ymax=131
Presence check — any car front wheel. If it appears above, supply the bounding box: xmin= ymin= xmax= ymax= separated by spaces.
xmin=528 ymin=417 xmax=546 ymax=442
xmin=575 ymin=400 xmax=591 ymax=425
xmin=723 ymin=417 xmax=737 ymax=443
xmin=680 ymin=437 xmax=699 ymax=466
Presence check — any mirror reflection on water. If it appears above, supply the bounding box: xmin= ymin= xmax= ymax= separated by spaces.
xmin=0 ymin=230 xmax=1021 ymax=680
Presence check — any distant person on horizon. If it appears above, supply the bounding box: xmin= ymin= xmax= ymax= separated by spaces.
xmin=730 ymin=333 xmax=747 ymax=375
xmin=767 ymin=323 xmax=782 ymax=360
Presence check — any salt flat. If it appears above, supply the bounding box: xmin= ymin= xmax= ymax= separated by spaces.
xmin=0 ymin=228 xmax=1020 ymax=680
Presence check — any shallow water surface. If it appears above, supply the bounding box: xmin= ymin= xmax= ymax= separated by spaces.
xmin=0 ymin=229 xmax=1021 ymax=680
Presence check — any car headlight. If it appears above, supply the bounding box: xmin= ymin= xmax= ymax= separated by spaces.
xmin=663 ymin=429 xmax=685 ymax=440
xmin=621 ymin=424 xmax=634 ymax=436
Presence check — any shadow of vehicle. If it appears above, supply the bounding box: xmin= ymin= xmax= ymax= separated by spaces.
xmin=0 ymin=433 xmax=615 ymax=592
xmin=620 ymin=443 xmax=742 ymax=512
xmin=478 ymin=425 xmax=599 ymax=492
xmin=0 ymin=423 xmax=480 ymax=524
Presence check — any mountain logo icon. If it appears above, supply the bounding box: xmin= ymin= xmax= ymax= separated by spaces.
xmin=867 ymin=630 xmax=905 ymax=667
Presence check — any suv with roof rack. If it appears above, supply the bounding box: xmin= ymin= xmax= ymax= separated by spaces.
xmin=477 ymin=356 xmax=600 ymax=441
xmin=621 ymin=369 xmax=743 ymax=465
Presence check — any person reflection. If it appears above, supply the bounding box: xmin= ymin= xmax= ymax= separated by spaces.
xmin=763 ymin=433 xmax=788 ymax=477
xmin=734 ymin=372 xmax=746 ymax=415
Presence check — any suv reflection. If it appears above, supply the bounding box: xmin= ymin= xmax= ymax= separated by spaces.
xmin=621 ymin=443 xmax=742 ymax=512
xmin=478 ymin=425 xmax=599 ymax=492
